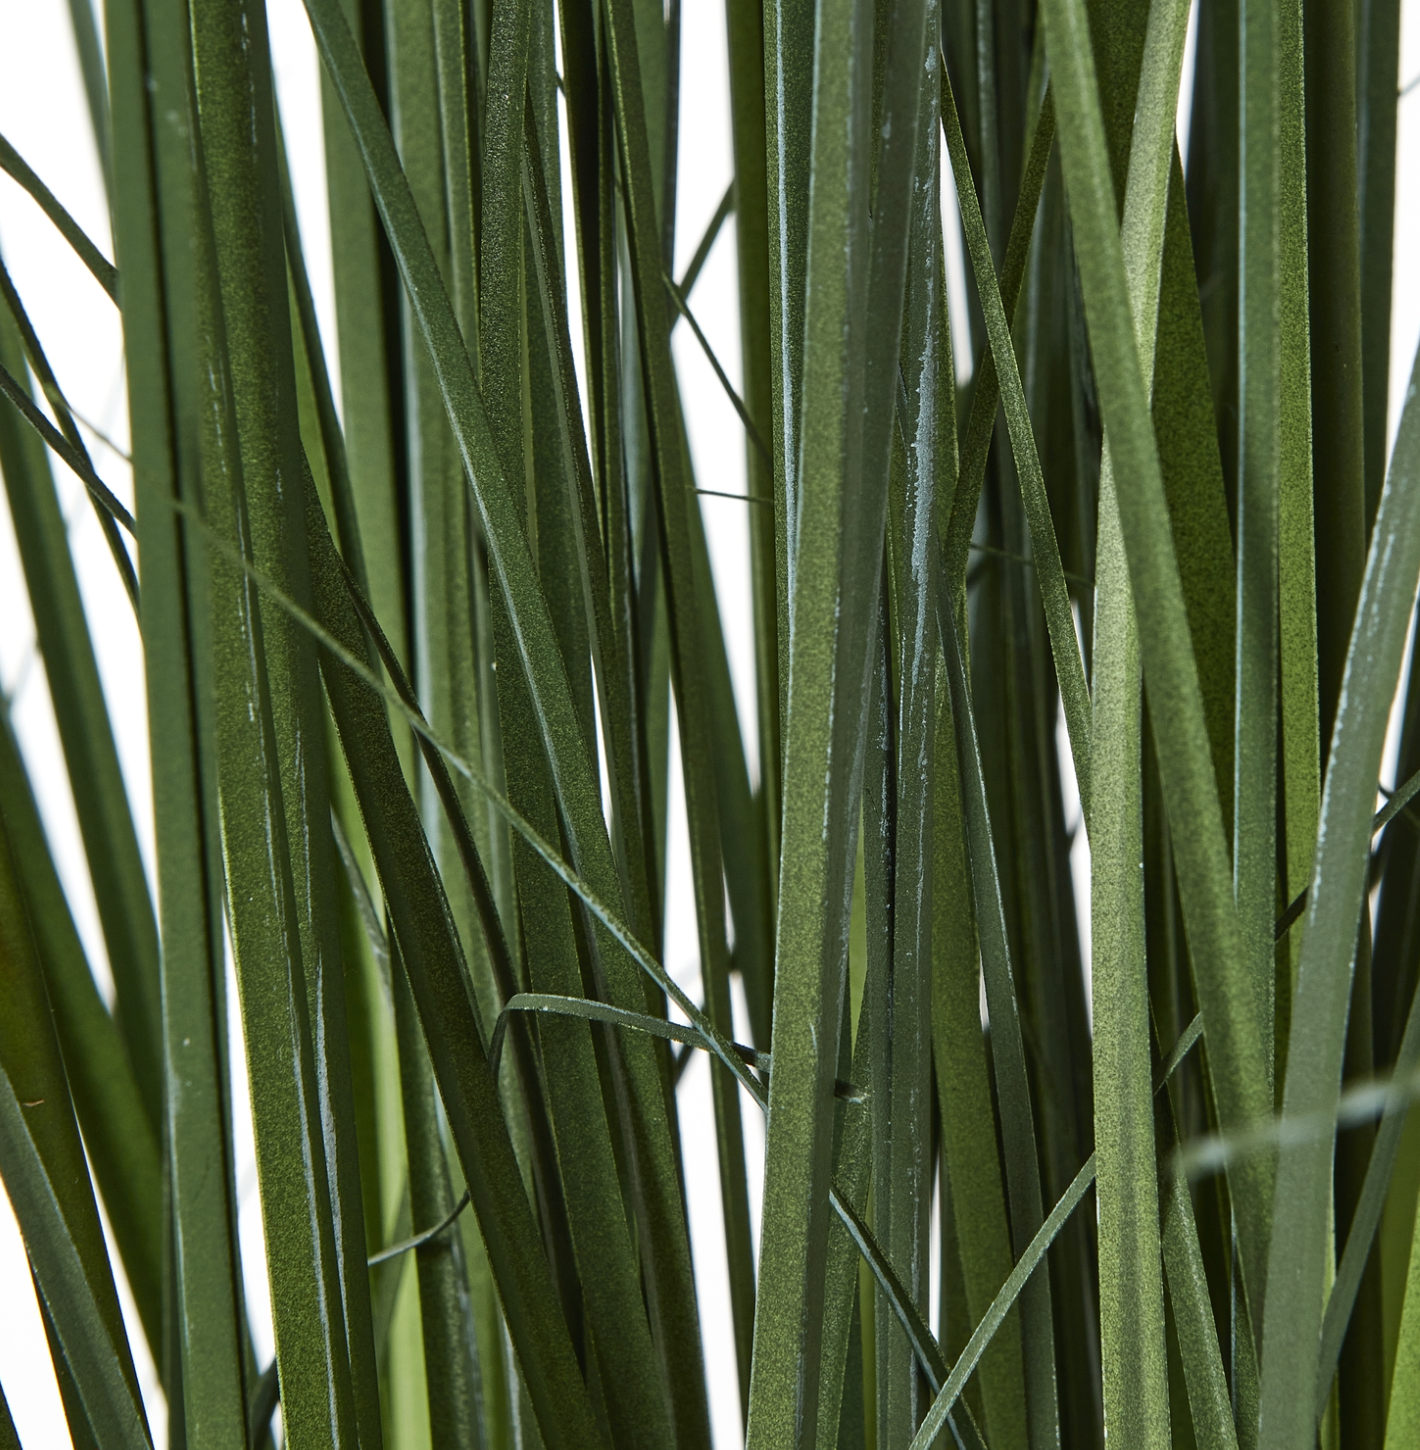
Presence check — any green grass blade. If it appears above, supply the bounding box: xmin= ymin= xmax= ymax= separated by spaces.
xmin=0 ymin=1060 xmax=151 ymax=1450
xmin=753 ymin=0 xmax=938 ymax=1427
xmin=939 ymin=596 xmax=1059 ymax=1450
xmin=106 ymin=0 xmax=254 ymax=1425
xmin=194 ymin=1 xmax=387 ymax=1434
xmin=1384 ymin=1189 xmax=1420 ymax=1448
xmin=938 ymin=87 xmax=1054 ymax=594
xmin=522 ymin=112 xmax=658 ymax=945
xmin=64 ymin=0 xmax=111 ymax=195
xmin=278 ymin=134 xmax=368 ymax=593
xmin=863 ymin=585 xmax=905 ymax=1444
xmin=1039 ymin=0 xmax=1275 ymax=1298
xmin=1277 ymin=0 xmax=1318 ymax=986
xmin=742 ymin=0 xmax=879 ymax=1437
xmin=0 ymin=806 xmax=147 ymax=1426
xmin=1259 ymin=345 xmax=1420 ymax=1450
xmin=1305 ymin=0 xmax=1367 ymax=754
xmin=431 ymin=0 xmax=477 ymax=339
xmin=0 ymin=309 xmax=161 ymax=1132
xmin=1357 ymin=0 xmax=1401 ymax=523
xmin=940 ymin=72 xmax=1092 ymax=817
xmin=724 ymin=0 xmax=780 ymax=905
xmin=1146 ymin=156 xmax=1239 ymax=825
xmin=488 ymin=993 xmax=764 ymax=1071
xmin=1234 ymin=0 xmax=1282 ymax=1102
xmin=305 ymin=487 xmax=608 ymax=1450
xmin=762 ymin=0 xmax=813 ymax=743
xmin=1086 ymin=7 xmax=1197 ymax=1436
xmin=679 ymin=487 xmax=764 ymax=1410
xmin=932 ymin=664 xmax=1029 ymax=1450
xmin=391 ymin=952 xmax=487 ymax=1448
xmin=1117 ymin=0 xmax=1192 ymax=365
xmin=476 ymin=0 xmax=528 ymax=473
xmin=0 ymin=296 xmax=138 ymax=615
xmin=910 ymin=1155 xmax=1095 ymax=1450
xmin=211 ymin=438 xmax=1021 ymax=1450
xmin=1160 ymin=1163 xmax=1240 ymax=1450
xmin=306 ymin=41 xmax=700 ymax=1411
xmin=662 ymin=275 xmax=770 ymax=461
xmin=675 ymin=183 xmax=733 ymax=301
xmin=1304 ymin=4 xmax=1382 ymax=1419
xmin=319 ymin=0 xmax=408 ymax=669
xmin=0 ymin=356 xmax=138 ymax=542
xmin=603 ymin=0 xmax=771 ymax=1430
xmin=0 ymin=132 xmax=117 ymax=298
xmin=0 ymin=817 xmax=149 ymax=1450
xmin=1092 ymin=476 xmax=1169 ymax=1450
xmin=197 ymin=496 xmax=756 ymax=1100
xmin=202 ymin=423 xmax=361 ymax=1450
xmin=1317 ymin=968 xmax=1420 ymax=1418
xmin=303 ymin=0 xmax=631 ymax=968
xmin=0 ymin=709 xmax=163 ymax=1359
xmin=913 ymin=1016 xmax=1205 ymax=1450
xmin=812 ymin=1028 xmax=874 ymax=1450
xmin=869 ymin=24 xmax=948 ymax=1437
xmin=483 ymin=729 xmax=683 ymax=1450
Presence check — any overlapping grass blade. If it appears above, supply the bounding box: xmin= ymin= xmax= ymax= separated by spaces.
xmin=1317 ymin=966 xmax=1420 ymax=1419
xmin=305 ymin=481 xmax=607 ymax=1449
xmin=104 ymin=0 xmax=252 ymax=1428
xmin=307 ymin=41 xmax=704 ymax=1449
xmin=0 ymin=710 xmax=163 ymax=1357
xmin=0 ymin=306 xmax=160 ymax=1131
xmin=1039 ymin=0 xmax=1274 ymax=1303
xmin=0 ymin=813 xmax=149 ymax=1450
xmin=938 ymin=591 xmax=1059 ymax=1450
xmin=742 ymin=0 xmax=887 ymax=1437
xmin=940 ymin=71 xmax=1091 ymax=813
xmin=1258 ymin=346 xmax=1420 ymax=1450
xmin=1160 ymin=1162 xmax=1239 ymax=1450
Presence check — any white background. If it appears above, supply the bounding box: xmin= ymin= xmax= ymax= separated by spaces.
xmin=1 ymin=0 xmax=1418 ymax=1444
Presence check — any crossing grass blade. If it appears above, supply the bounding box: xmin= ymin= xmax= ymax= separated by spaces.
xmin=0 ymin=306 xmax=161 ymax=1133
xmin=940 ymin=71 xmax=1091 ymax=814
xmin=0 ymin=134 xmax=117 ymax=298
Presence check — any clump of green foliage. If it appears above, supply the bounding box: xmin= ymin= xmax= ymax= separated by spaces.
xmin=0 ymin=0 xmax=1418 ymax=1445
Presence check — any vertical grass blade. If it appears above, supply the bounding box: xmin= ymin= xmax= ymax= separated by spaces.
xmin=1276 ymin=0 xmax=1318 ymax=998
xmin=1092 ymin=476 xmax=1170 ymax=1450
xmin=1235 ymin=0 xmax=1282 ymax=1097
xmin=106 ymin=0 xmax=254 ymax=1427
xmin=745 ymin=0 xmax=877 ymax=1436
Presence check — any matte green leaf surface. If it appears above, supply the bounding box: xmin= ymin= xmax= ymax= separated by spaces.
xmin=1 ymin=1 xmax=1416 ymax=1446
